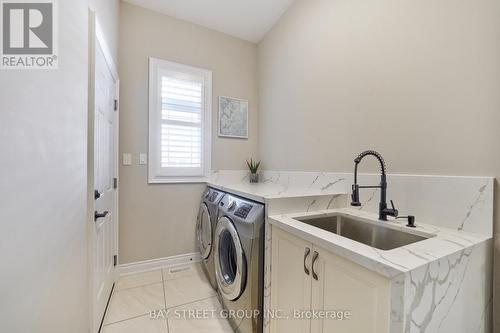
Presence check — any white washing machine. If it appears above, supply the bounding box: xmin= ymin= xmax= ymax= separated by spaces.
xmin=214 ymin=194 xmax=265 ymax=333
xmin=196 ymin=187 xmax=225 ymax=290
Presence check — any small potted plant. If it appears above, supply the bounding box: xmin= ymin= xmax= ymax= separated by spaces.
xmin=246 ymin=159 xmax=261 ymax=183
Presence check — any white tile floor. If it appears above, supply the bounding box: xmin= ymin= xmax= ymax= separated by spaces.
xmin=101 ymin=263 xmax=233 ymax=333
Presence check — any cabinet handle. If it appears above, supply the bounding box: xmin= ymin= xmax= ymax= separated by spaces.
xmin=312 ymin=251 xmax=319 ymax=281
xmin=304 ymin=247 xmax=311 ymax=275
xmin=94 ymin=211 xmax=109 ymax=221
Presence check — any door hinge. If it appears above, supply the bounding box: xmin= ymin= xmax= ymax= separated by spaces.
xmin=113 ymin=178 xmax=118 ymax=189
xmin=113 ymin=255 xmax=118 ymax=267
xmin=114 ymin=99 xmax=118 ymax=111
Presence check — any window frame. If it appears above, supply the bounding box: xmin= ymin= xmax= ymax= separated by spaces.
xmin=148 ymin=57 xmax=212 ymax=184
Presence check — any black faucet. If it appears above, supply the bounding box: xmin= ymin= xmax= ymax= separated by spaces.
xmin=351 ymin=150 xmax=398 ymax=221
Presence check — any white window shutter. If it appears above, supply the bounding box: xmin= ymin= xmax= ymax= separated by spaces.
xmin=149 ymin=58 xmax=212 ymax=183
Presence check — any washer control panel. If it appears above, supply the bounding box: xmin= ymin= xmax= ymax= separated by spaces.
xmin=228 ymin=200 xmax=237 ymax=211
xmin=234 ymin=203 xmax=253 ymax=219
xmin=219 ymin=194 xmax=264 ymax=225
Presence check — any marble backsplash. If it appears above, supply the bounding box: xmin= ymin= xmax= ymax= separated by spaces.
xmin=209 ymin=170 xmax=494 ymax=237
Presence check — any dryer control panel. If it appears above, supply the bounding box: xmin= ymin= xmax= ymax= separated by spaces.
xmin=205 ymin=187 xmax=224 ymax=205
xmin=209 ymin=191 xmax=219 ymax=202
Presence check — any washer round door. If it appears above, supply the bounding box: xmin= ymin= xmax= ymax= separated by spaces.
xmin=196 ymin=203 xmax=212 ymax=260
xmin=214 ymin=217 xmax=246 ymax=301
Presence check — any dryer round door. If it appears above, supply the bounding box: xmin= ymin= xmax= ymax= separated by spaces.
xmin=196 ymin=203 xmax=212 ymax=260
xmin=214 ymin=217 xmax=246 ymax=301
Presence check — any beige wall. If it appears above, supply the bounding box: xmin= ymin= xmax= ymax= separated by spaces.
xmin=0 ymin=1 xmax=89 ymax=332
xmin=118 ymin=2 xmax=259 ymax=263
xmin=258 ymin=0 xmax=500 ymax=330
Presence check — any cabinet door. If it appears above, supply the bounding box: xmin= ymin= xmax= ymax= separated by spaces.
xmin=270 ymin=226 xmax=313 ymax=333
xmin=310 ymin=245 xmax=390 ymax=333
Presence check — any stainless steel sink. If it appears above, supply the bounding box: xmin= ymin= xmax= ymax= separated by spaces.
xmin=295 ymin=214 xmax=430 ymax=250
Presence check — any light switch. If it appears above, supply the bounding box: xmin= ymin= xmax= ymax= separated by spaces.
xmin=139 ymin=153 xmax=147 ymax=165
xmin=123 ymin=153 xmax=132 ymax=166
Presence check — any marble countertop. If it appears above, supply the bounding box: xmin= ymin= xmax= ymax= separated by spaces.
xmin=207 ymin=181 xmax=347 ymax=203
xmin=269 ymin=208 xmax=490 ymax=279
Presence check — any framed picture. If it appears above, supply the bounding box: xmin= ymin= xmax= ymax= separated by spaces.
xmin=218 ymin=96 xmax=249 ymax=139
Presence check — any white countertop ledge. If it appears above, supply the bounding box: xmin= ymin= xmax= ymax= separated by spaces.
xmin=269 ymin=208 xmax=490 ymax=279
xmin=208 ymin=181 xmax=347 ymax=203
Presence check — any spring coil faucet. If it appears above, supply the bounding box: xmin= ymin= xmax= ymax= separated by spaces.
xmin=351 ymin=150 xmax=398 ymax=221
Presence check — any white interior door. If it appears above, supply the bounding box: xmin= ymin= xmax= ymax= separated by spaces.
xmin=92 ymin=25 xmax=118 ymax=332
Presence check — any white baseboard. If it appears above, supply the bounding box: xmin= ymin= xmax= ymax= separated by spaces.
xmin=117 ymin=252 xmax=202 ymax=276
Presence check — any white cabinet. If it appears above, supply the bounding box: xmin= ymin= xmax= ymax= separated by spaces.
xmin=310 ymin=243 xmax=390 ymax=333
xmin=270 ymin=227 xmax=312 ymax=333
xmin=270 ymin=226 xmax=390 ymax=333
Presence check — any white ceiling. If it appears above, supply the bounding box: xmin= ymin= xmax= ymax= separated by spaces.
xmin=123 ymin=0 xmax=295 ymax=43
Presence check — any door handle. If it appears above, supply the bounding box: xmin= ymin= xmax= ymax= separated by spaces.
xmin=94 ymin=211 xmax=109 ymax=221
xmin=304 ymin=247 xmax=311 ymax=275
xmin=312 ymin=251 xmax=319 ymax=281
xmin=94 ymin=190 xmax=101 ymax=200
